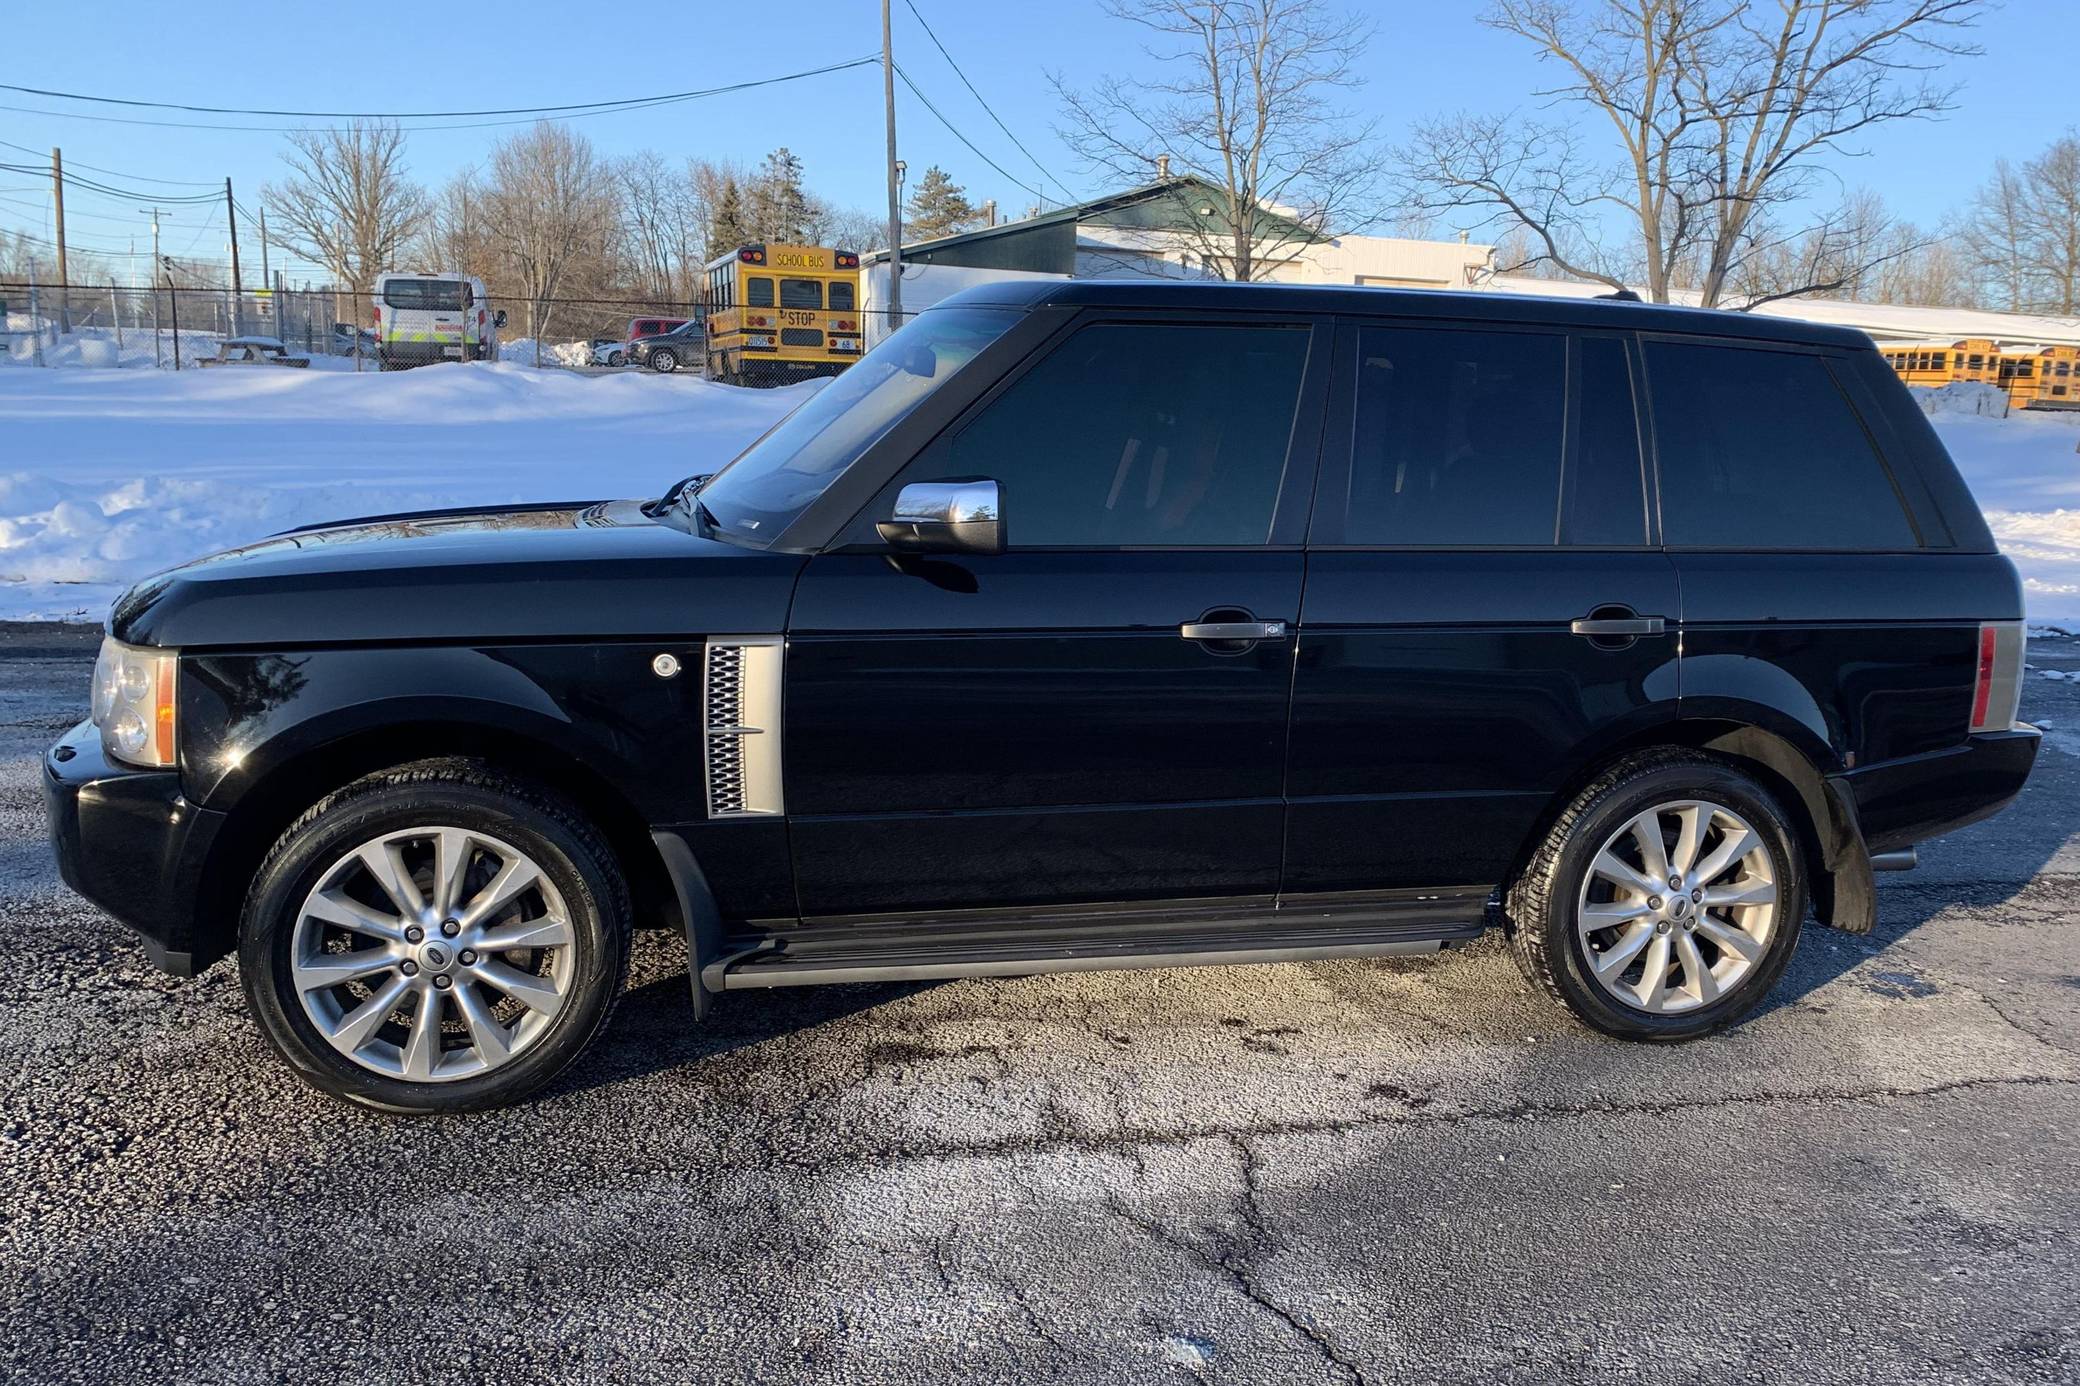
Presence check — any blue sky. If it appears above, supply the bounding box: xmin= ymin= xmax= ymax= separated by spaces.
xmin=1 ymin=1 xmax=2073 ymax=283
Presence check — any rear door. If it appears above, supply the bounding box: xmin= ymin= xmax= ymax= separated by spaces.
xmin=784 ymin=313 xmax=1330 ymax=917
xmin=1284 ymin=319 xmax=1680 ymax=895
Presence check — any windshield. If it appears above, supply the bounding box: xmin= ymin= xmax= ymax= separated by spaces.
xmin=383 ymin=279 xmax=469 ymax=311
xmin=694 ymin=307 xmax=1020 ymax=543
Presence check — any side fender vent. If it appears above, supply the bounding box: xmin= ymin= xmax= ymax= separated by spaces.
xmin=702 ymin=636 xmax=785 ymax=818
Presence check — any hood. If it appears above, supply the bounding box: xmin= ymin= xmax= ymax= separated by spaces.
xmin=112 ymin=500 xmax=805 ymax=649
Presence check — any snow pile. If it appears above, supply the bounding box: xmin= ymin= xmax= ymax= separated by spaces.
xmin=499 ymin=338 xmax=599 ymax=370
xmin=1934 ymin=406 xmax=2080 ymax=627
xmin=0 ymin=363 xmax=805 ymax=620
xmin=1913 ymin=381 xmax=2011 ymax=418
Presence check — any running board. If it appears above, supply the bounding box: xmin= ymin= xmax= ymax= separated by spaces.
xmin=707 ymin=888 xmax=1490 ymax=991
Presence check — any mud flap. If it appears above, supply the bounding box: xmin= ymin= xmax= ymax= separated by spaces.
xmin=652 ymin=831 xmax=722 ymax=1020
xmin=1814 ymin=778 xmax=1877 ymax=935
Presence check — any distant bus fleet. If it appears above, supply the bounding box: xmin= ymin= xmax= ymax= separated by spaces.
xmin=1881 ymin=338 xmax=2080 ymax=411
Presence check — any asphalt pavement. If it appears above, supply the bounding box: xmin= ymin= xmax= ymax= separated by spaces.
xmin=1 ymin=620 xmax=2075 ymax=1385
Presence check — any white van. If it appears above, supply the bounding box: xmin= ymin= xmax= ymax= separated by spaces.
xmin=371 ymin=272 xmax=505 ymax=369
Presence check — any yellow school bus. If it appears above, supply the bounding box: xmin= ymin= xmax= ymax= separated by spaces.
xmin=703 ymin=243 xmax=863 ymax=386
xmin=1878 ymin=338 xmax=2080 ymax=411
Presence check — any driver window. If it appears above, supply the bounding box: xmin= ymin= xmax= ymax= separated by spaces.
xmin=912 ymin=322 xmax=1310 ymax=547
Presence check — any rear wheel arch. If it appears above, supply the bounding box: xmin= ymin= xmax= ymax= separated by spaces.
xmin=1502 ymin=717 xmax=1849 ymax=929
xmin=194 ymin=721 xmax=679 ymax=974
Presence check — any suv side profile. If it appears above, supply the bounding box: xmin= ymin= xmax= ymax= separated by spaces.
xmin=629 ymin=318 xmax=704 ymax=374
xmin=46 ymin=281 xmax=2037 ymax=1113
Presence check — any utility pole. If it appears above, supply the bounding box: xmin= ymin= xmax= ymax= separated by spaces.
xmin=140 ymin=207 xmax=168 ymax=368
xmin=225 ymin=177 xmax=244 ymax=336
xmin=882 ymin=0 xmax=903 ymax=333
xmin=163 ymin=256 xmax=182 ymax=370
xmin=51 ymin=147 xmax=70 ymax=332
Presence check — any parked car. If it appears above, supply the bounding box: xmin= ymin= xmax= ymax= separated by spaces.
xmin=46 ymin=279 xmax=2037 ymax=1113
xmin=194 ymin=336 xmax=310 ymax=369
xmin=330 ymin=323 xmax=378 ymax=357
xmin=628 ymin=318 xmax=704 ymax=374
xmin=589 ymin=338 xmax=629 ymax=368
xmin=627 ymin=316 xmax=688 ymax=343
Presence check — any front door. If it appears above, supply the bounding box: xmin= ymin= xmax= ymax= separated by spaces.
xmin=784 ymin=315 xmax=1331 ymax=918
xmin=1284 ymin=322 xmax=1680 ymax=894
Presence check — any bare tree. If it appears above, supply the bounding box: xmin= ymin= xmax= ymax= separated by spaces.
xmin=1053 ymin=0 xmax=1384 ymax=280
xmin=1962 ymin=159 xmax=2033 ymax=311
xmin=2023 ymin=136 xmax=2080 ymax=315
xmin=262 ymin=121 xmax=428 ymax=318
xmin=617 ymin=151 xmax=699 ymax=301
xmin=1403 ymin=0 xmax=1986 ymax=307
xmin=481 ymin=123 xmax=617 ymax=348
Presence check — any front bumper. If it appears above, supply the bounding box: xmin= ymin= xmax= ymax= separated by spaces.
xmin=1838 ymin=725 xmax=2042 ymax=854
xmin=45 ymin=721 xmax=228 ymax=976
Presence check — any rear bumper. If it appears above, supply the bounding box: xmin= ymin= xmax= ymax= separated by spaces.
xmin=1837 ymin=726 xmax=2042 ymax=854
xmin=44 ymin=722 xmax=228 ymax=976
xmin=378 ymin=341 xmax=478 ymax=366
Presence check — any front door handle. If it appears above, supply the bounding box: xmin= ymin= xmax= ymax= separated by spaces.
xmin=1570 ymin=614 xmax=1665 ymax=638
xmin=1181 ymin=620 xmax=1287 ymax=642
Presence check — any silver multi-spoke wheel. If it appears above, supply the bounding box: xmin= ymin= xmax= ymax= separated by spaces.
xmin=1575 ymin=799 xmax=1779 ymax=1015
xmin=290 ymin=827 xmax=574 ymax=1082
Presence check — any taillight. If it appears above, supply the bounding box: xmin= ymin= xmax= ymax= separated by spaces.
xmin=1970 ymin=621 xmax=2025 ymax=733
xmin=372 ymin=306 xmax=380 ymax=324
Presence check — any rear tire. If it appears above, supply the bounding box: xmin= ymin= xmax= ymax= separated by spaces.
xmin=1503 ymin=750 xmax=1805 ymax=1040
xmin=239 ymin=761 xmax=631 ymax=1114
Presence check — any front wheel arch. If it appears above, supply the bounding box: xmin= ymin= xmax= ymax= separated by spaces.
xmin=194 ymin=723 xmax=679 ymax=975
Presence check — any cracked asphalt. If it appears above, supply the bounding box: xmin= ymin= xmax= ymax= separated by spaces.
xmin=2 ymin=621 xmax=2076 ymax=1385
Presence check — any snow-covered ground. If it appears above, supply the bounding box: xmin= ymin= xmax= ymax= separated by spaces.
xmin=0 ymin=362 xmax=2076 ymax=626
xmin=0 ymin=362 xmax=802 ymax=620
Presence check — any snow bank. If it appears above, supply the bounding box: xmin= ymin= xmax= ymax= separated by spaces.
xmin=0 ymin=362 xmax=804 ymax=620
xmin=1913 ymin=381 xmax=2012 ymax=419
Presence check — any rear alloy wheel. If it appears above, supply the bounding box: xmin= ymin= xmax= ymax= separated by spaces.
xmin=1505 ymin=751 xmax=1804 ymax=1040
xmin=650 ymin=348 xmax=678 ymax=373
xmin=241 ymin=763 xmax=630 ymax=1113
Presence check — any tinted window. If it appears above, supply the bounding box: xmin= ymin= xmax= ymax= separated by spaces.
xmin=382 ymin=279 xmax=467 ymax=311
xmin=747 ymin=277 xmax=774 ymax=308
xmin=926 ymin=322 xmax=1310 ymax=547
xmin=1647 ymin=342 xmax=1916 ymax=549
xmin=1345 ymin=326 xmax=1565 ymax=545
xmin=780 ymin=278 xmax=822 ymax=310
xmin=830 ymin=282 xmax=856 ymax=311
xmin=1565 ymin=336 xmax=1648 ymax=545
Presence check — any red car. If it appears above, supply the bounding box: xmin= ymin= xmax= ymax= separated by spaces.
xmin=627 ymin=316 xmax=689 ymax=342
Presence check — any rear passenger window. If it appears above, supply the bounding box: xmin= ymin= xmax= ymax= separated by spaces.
xmin=1647 ymin=342 xmax=1917 ymax=549
xmin=1344 ymin=326 xmax=1565 ymax=545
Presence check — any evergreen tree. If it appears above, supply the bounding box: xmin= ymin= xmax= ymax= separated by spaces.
xmin=747 ymin=148 xmax=812 ymax=244
xmin=706 ymin=173 xmax=751 ymax=260
xmin=906 ymin=165 xmax=980 ymax=240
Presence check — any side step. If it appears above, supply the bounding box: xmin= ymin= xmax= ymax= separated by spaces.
xmin=707 ymin=888 xmax=1489 ymax=991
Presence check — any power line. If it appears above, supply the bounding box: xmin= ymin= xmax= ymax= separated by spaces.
xmin=0 ymin=138 xmax=217 ymax=187
xmin=0 ymin=59 xmax=881 ymax=134
xmin=901 ymin=0 xmax=1071 ymax=203
xmin=893 ymin=64 xmax=1047 ymax=204
xmin=0 ymin=162 xmax=220 ymax=204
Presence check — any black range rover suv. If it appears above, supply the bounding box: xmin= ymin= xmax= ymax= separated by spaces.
xmin=47 ymin=280 xmax=2038 ymax=1113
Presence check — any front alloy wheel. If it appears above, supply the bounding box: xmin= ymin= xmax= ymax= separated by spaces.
xmin=650 ymin=348 xmax=678 ymax=373
xmin=241 ymin=763 xmax=631 ymax=1113
xmin=291 ymin=827 xmax=574 ymax=1082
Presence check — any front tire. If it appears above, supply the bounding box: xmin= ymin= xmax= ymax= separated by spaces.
xmin=239 ymin=761 xmax=631 ymax=1114
xmin=650 ymin=348 xmax=678 ymax=373
xmin=607 ymin=350 xmax=624 ymax=367
xmin=1504 ymin=751 xmax=1805 ymax=1040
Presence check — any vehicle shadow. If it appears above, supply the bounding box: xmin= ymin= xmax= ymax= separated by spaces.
xmin=547 ymin=968 xmax=940 ymax=1099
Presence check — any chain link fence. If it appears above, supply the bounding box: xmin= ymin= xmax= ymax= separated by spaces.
xmin=2 ymin=282 xmax=918 ymax=385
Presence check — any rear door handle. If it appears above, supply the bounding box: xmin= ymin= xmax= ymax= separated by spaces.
xmin=1181 ymin=620 xmax=1287 ymax=642
xmin=1570 ymin=615 xmax=1665 ymax=637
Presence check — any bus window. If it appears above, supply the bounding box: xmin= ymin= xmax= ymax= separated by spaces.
xmin=780 ymin=278 xmax=823 ymax=310
xmin=748 ymin=277 xmax=775 ymax=308
xmin=831 ymin=281 xmax=856 ymax=311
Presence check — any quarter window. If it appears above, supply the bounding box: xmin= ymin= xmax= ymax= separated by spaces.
xmin=1342 ymin=325 xmax=1566 ymax=545
xmin=1646 ymin=342 xmax=1916 ymax=549
xmin=921 ymin=322 xmax=1312 ymax=547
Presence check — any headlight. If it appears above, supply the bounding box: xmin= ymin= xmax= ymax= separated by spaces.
xmin=91 ymin=637 xmax=178 ymax=768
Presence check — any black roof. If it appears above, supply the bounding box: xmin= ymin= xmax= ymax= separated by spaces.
xmin=935 ymin=278 xmax=1872 ymax=350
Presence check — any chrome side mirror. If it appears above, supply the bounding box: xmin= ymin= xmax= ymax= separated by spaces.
xmin=876 ymin=479 xmax=1003 ymax=555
